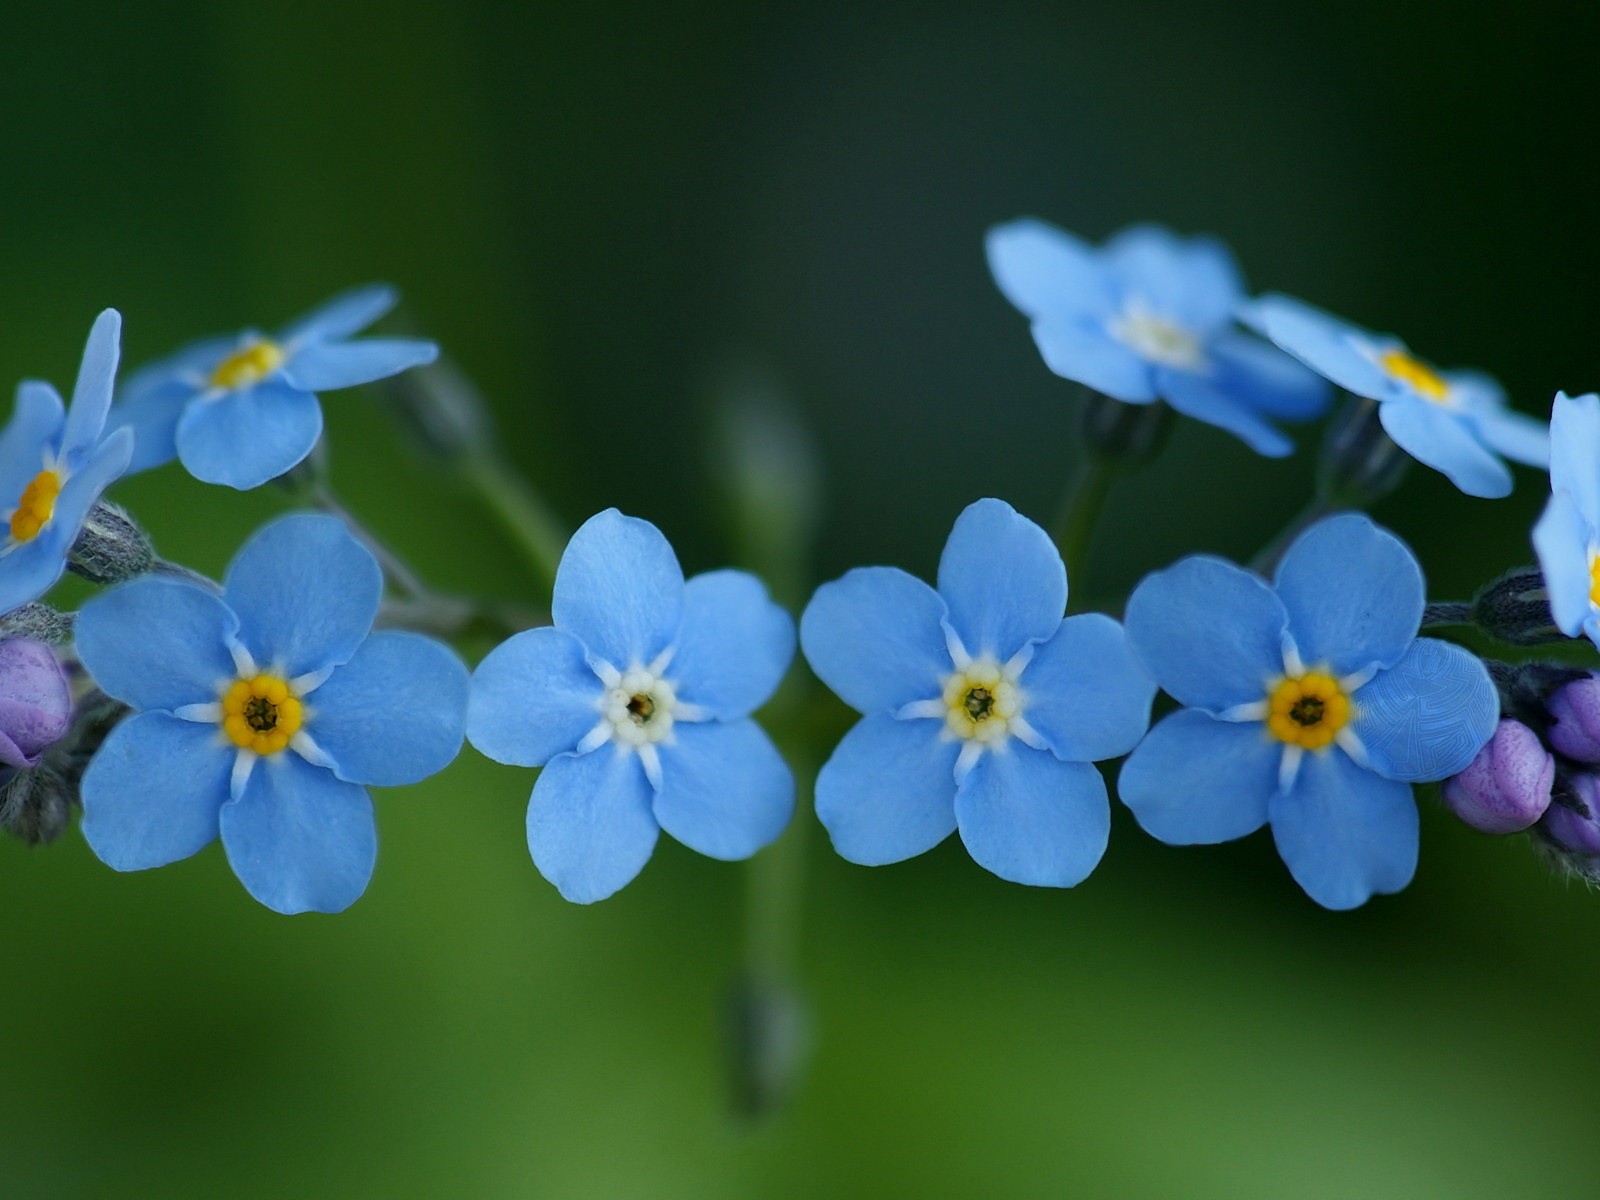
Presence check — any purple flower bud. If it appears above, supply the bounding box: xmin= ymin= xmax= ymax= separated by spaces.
xmin=1546 ymin=672 xmax=1600 ymax=762
xmin=0 ymin=638 xmax=72 ymax=768
xmin=1539 ymin=775 xmax=1600 ymax=857
xmin=1441 ymin=718 xmax=1554 ymax=834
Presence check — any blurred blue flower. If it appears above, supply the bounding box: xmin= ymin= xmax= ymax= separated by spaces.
xmin=1532 ymin=392 xmax=1600 ymax=647
xmin=466 ymin=509 xmax=796 ymax=904
xmin=801 ymin=498 xmax=1155 ymax=887
xmin=1247 ymin=293 xmax=1549 ymax=498
xmin=75 ymin=513 xmax=468 ymax=914
xmin=0 ymin=309 xmax=134 ymax=614
xmin=985 ymin=220 xmax=1331 ymax=457
xmin=1119 ymin=514 xmax=1498 ymax=909
xmin=110 ymin=285 xmax=437 ymax=491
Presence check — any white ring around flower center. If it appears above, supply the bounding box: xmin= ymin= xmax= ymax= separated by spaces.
xmin=603 ymin=667 xmax=678 ymax=747
xmin=1108 ymin=301 xmax=1206 ymax=371
xmin=941 ymin=657 xmax=1021 ymax=745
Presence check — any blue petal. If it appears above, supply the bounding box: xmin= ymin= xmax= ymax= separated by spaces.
xmin=799 ymin=567 xmax=950 ymax=714
xmin=279 ymin=284 xmax=397 ymax=344
xmin=1246 ymin=293 xmax=1388 ymax=398
xmin=1270 ymin=749 xmax=1417 ymax=910
xmin=551 ymin=509 xmax=684 ymax=671
xmin=937 ymin=498 xmax=1065 ymax=660
xmin=669 ymin=570 xmax=795 ymax=721
xmin=1103 ymin=224 xmax=1243 ymax=333
xmin=75 ymin=577 xmax=240 ymax=711
xmin=61 ymin=309 xmax=120 ymax=456
xmin=1021 ymin=613 xmax=1155 ymax=761
xmin=1351 ymin=637 xmax=1498 ymax=782
xmin=954 ymin=745 xmax=1108 ymax=887
xmin=527 ymin=745 xmax=659 ymax=903
xmin=1117 ymin=708 xmax=1277 ymax=844
xmin=281 ymin=338 xmax=438 ymax=392
xmin=653 ymin=719 xmax=794 ymax=859
xmin=1378 ymin=397 xmax=1511 ymax=498
xmin=984 ymin=219 xmax=1115 ymax=319
xmin=1030 ymin=318 xmax=1157 ymax=402
xmin=1205 ymin=332 xmax=1334 ymax=421
xmin=0 ymin=381 xmax=64 ymax=494
xmin=466 ymin=627 xmax=603 ymax=767
xmin=1469 ymin=406 xmax=1549 ymax=469
xmin=79 ymin=712 xmax=232 ymax=870
xmin=813 ymin=712 xmax=959 ymax=865
xmin=174 ymin=378 xmax=325 ymax=489
xmin=1549 ymin=392 xmax=1600 ymax=527
xmin=50 ymin=425 xmax=133 ymax=535
xmin=110 ymin=335 xmax=235 ymax=474
xmin=1533 ymin=490 xmax=1594 ymax=636
xmin=220 ymin=753 xmax=376 ymax=914
xmin=224 ymin=513 xmax=383 ymax=678
xmin=1123 ymin=556 xmax=1288 ymax=711
xmin=1155 ymin=366 xmax=1294 ymax=457
xmin=308 ymin=631 xmax=467 ymax=786
xmin=1274 ymin=513 xmax=1423 ymax=676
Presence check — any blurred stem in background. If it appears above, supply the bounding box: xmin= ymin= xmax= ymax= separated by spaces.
xmin=710 ymin=369 xmax=823 ymax=1119
xmin=1050 ymin=392 xmax=1174 ymax=596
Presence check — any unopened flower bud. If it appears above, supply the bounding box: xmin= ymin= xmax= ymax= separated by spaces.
xmin=1440 ymin=719 xmax=1553 ymax=833
xmin=1538 ymin=775 xmax=1600 ymax=864
xmin=1077 ymin=389 xmax=1174 ymax=464
xmin=1468 ymin=568 xmax=1563 ymax=646
xmin=0 ymin=761 xmax=75 ymax=845
xmin=68 ymin=501 xmax=154 ymax=584
xmin=0 ymin=638 xmax=73 ymax=768
xmin=1546 ymin=672 xmax=1600 ymax=762
xmin=0 ymin=602 xmax=75 ymax=646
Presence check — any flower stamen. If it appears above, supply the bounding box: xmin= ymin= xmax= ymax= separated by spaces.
xmin=221 ymin=673 xmax=303 ymax=756
xmin=211 ymin=340 xmax=285 ymax=391
xmin=1378 ymin=348 xmax=1450 ymax=403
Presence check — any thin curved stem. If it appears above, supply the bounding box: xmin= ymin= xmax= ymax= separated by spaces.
xmin=461 ymin=453 xmax=568 ymax=601
xmin=1049 ymin=454 xmax=1117 ymax=586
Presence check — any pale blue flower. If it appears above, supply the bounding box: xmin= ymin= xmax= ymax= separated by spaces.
xmin=110 ymin=285 xmax=437 ymax=490
xmin=986 ymin=220 xmax=1331 ymax=456
xmin=1247 ymin=293 xmax=1548 ymax=498
xmin=466 ymin=509 xmax=796 ymax=904
xmin=1119 ymin=514 xmax=1498 ymax=909
xmin=1533 ymin=391 xmax=1600 ymax=647
xmin=801 ymin=498 xmax=1155 ymax=886
xmin=75 ymin=514 xmax=468 ymax=914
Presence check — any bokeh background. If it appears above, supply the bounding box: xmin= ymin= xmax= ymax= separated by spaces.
xmin=3 ymin=1 xmax=1599 ymax=1196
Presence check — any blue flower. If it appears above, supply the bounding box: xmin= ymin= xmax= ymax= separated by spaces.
xmin=1118 ymin=514 xmax=1498 ymax=909
xmin=1246 ymin=292 xmax=1549 ymax=498
xmin=800 ymin=498 xmax=1155 ymax=886
xmin=74 ymin=513 xmax=468 ymax=914
xmin=1532 ymin=391 xmax=1600 ymax=646
xmin=109 ymin=285 xmax=437 ymax=491
xmin=0 ymin=310 xmax=134 ymax=614
xmin=465 ymin=509 xmax=796 ymax=904
xmin=985 ymin=220 xmax=1331 ymax=457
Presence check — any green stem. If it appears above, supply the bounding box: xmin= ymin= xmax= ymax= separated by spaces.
xmin=462 ymin=453 xmax=568 ymax=599
xmin=1049 ymin=454 xmax=1117 ymax=585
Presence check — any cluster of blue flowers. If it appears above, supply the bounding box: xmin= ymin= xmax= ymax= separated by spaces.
xmin=0 ymin=217 xmax=1591 ymax=923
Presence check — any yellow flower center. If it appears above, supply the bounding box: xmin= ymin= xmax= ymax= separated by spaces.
xmin=1589 ymin=553 xmax=1600 ymax=611
xmin=1266 ymin=672 xmax=1350 ymax=751
xmin=1378 ymin=349 xmax=1449 ymax=403
xmin=221 ymin=674 xmax=304 ymax=756
xmin=943 ymin=659 xmax=1020 ymax=744
xmin=210 ymin=340 xmax=285 ymax=391
xmin=8 ymin=468 xmax=62 ymax=542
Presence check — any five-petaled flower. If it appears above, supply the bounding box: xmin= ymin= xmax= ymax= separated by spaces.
xmin=109 ymin=285 xmax=438 ymax=491
xmin=1246 ymin=293 xmax=1549 ymax=498
xmin=985 ymin=220 xmax=1331 ymax=457
xmin=74 ymin=513 xmax=468 ymax=914
xmin=1118 ymin=514 xmax=1498 ymax=909
xmin=465 ymin=509 xmax=796 ymax=904
xmin=800 ymin=498 xmax=1155 ymax=887
xmin=1532 ymin=392 xmax=1600 ymax=649
xmin=0 ymin=309 xmax=134 ymax=614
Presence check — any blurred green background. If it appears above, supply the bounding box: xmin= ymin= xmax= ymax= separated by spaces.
xmin=3 ymin=1 xmax=1598 ymax=1196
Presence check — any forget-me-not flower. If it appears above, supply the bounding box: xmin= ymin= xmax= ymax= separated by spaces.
xmin=985 ymin=220 xmax=1331 ymax=457
xmin=1247 ymin=292 xmax=1549 ymax=498
xmin=466 ymin=509 xmax=796 ymax=904
xmin=801 ymin=498 xmax=1155 ymax=886
xmin=75 ymin=513 xmax=468 ymax=914
xmin=1118 ymin=514 xmax=1498 ymax=909
xmin=110 ymin=285 xmax=437 ymax=491
xmin=0 ymin=310 xmax=134 ymax=614
xmin=1532 ymin=391 xmax=1600 ymax=648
